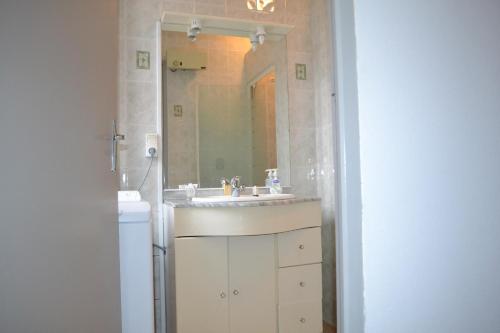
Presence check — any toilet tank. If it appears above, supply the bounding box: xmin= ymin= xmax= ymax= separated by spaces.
xmin=118 ymin=198 xmax=154 ymax=333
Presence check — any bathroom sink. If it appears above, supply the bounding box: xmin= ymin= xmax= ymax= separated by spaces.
xmin=191 ymin=193 xmax=295 ymax=203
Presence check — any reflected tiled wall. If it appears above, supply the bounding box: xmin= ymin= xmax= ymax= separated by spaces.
xmin=250 ymin=72 xmax=277 ymax=184
xmin=198 ymin=85 xmax=252 ymax=187
xmin=163 ymin=33 xmax=252 ymax=188
xmin=244 ymin=38 xmax=291 ymax=185
xmin=119 ymin=0 xmax=337 ymax=330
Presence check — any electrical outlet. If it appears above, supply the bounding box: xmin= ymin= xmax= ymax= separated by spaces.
xmin=145 ymin=133 xmax=158 ymax=157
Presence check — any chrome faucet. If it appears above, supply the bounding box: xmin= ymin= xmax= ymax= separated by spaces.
xmin=230 ymin=176 xmax=245 ymax=197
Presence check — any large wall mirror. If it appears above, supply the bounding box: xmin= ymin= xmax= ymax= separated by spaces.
xmin=162 ymin=13 xmax=292 ymax=189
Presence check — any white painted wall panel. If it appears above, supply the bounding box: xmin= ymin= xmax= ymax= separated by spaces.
xmin=352 ymin=1 xmax=500 ymax=332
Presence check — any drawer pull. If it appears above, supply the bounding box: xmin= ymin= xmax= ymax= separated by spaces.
xmin=299 ymin=281 xmax=306 ymax=287
xmin=298 ymin=244 xmax=305 ymax=250
xmin=300 ymin=317 xmax=306 ymax=323
xmin=220 ymin=292 xmax=226 ymax=299
xmin=233 ymin=289 xmax=239 ymax=296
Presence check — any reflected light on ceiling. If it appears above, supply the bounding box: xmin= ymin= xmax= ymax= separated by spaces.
xmin=247 ymin=0 xmax=275 ymax=13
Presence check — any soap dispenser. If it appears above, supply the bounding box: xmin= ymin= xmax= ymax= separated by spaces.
xmin=270 ymin=169 xmax=282 ymax=194
xmin=265 ymin=169 xmax=273 ymax=187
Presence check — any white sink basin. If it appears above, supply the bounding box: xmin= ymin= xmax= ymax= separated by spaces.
xmin=192 ymin=193 xmax=295 ymax=203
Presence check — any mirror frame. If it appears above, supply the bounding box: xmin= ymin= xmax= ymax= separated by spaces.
xmin=161 ymin=12 xmax=293 ymax=188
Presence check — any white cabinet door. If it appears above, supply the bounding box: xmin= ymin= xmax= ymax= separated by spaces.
xmin=229 ymin=235 xmax=277 ymax=333
xmin=175 ymin=237 xmax=230 ymax=333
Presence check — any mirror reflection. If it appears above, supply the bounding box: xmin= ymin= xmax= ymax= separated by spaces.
xmin=162 ymin=32 xmax=289 ymax=189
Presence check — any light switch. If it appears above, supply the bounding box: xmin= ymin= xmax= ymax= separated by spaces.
xmin=136 ymin=50 xmax=150 ymax=70
xmin=174 ymin=105 xmax=183 ymax=117
xmin=296 ymin=63 xmax=307 ymax=80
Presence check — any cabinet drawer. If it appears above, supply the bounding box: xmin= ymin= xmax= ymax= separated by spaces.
xmin=279 ymin=300 xmax=322 ymax=333
xmin=278 ymin=228 xmax=322 ymax=267
xmin=279 ymin=264 xmax=322 ymax=304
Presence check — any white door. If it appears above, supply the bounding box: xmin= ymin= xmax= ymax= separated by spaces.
xmin=0 ymin=1 xmax=122 ymax=332
xmin=229 ymin=235 xmax=277 ymax=333
xmin=175 ymin=237 xmax=230 ymax=333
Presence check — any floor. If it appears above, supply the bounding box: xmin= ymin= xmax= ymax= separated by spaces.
xmin=323 ymin=322 xmax=337 ymax=333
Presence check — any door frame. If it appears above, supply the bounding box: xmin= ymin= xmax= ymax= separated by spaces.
xmin=155 ymin=20 xmax=167 ymax=333
xmin=330 ymin=0 xmax=365 ymax=333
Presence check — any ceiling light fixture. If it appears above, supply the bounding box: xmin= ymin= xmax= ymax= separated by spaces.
xmin=255 ymin=26 xmax=266 ymax=45
xmin=190 ymin=18 xmax=202 ymax=35
xmin=249 ymin=33 xmax=259 ymax=52
xmin=187 ymin=27 xmax=197 ymax=42
xmin=187 ymin=18 xmax=202 ymax=42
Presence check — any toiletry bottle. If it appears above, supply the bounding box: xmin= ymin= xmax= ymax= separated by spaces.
xmin=265 ymin=169 xmax=273 ymax=187
xmin=270 ymin=169 xmax=282 ymax=194
xmin=221 ymin=178 xmax=231 ymax=196
xmin=186 ymin=183 xmax=196 ymax=200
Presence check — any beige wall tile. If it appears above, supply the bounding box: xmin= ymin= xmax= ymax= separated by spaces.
xmin=162 ymin=0 xmax=194 ymax=14
xmin=194 ymin=3 xmax=226 ymax=16
xmin=127 ymin=82 xmax=156 ymax=125
xmin=126 ymin=0 xmax=161 ymax=38
xmin=126 ymin=38 xmax=156 ymax=82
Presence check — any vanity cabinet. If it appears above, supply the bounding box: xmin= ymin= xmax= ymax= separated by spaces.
xmin=175 ymin=235 xmax=277 ymax=333
xmin=165 ymin=199 xmax=323 ymax=333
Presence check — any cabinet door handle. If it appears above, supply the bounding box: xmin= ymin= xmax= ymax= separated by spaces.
xmin=220 ymin=292 xmax=226 ymax=299
xmin=233 ymin=289 xmax=239 ymax=296
xmin=299 ymin=281 xmax=306 ymax=287
xmin=298 ymin=244 xmax=305 ymax=250
xmin=300 ymin=317 xmax=306 ymax=323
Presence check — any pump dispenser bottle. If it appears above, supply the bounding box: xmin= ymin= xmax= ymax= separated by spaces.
xmin=269 ymin=169 xmax=282 ymax=194
xmin=265 ymin=169 xmax=273 ymax=187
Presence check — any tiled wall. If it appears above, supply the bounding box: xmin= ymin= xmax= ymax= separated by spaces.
xmin=119 ymin=0 xmax=336 ymax=329
xmin=311 ymin=0 xmax=337 ymax=325
xmin=119 ymin=0 xmax=163 ymax=329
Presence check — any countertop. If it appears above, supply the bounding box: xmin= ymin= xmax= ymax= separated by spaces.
xmin=164 ymin=196 xmax=321 ymax=208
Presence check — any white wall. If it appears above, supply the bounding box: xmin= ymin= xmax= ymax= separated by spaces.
xmin=337 ymin=0 xmax=500 ymax=332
